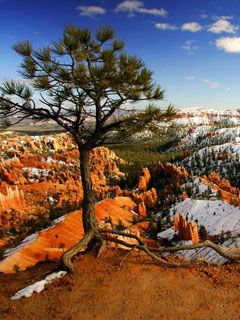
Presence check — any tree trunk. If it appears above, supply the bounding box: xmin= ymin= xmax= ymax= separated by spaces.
xmin=62 ymin=146 xmax=99 ymax=272
xmin=79 ymin=147 xmax=98 ymax=233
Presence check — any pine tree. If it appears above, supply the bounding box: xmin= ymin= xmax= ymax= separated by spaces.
xmin=156 ymin=216 xmax=163 ymax=233
xmin=0 ymin=25 xmax=175 ymax=272
xmin=199 ymin=225 xmax=207 ymax=241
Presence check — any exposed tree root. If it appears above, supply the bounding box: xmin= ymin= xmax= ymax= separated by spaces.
xmin=62 ymin=230 xmax=95 ymax=273
xmin=96 ymin=238 xmax=107 ymax=258
xmin=151 ymin=240 xmax=240 ymax=261
xmin=62 ymin=228 xmax=240 ymax=273
xmin=100 ymin=233 xmax=187 ymax=267
xmin=99 ymin=229 xmax=240 ymax=267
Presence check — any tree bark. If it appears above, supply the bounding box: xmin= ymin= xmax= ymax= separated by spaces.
xmin=79 ymin=147 xmax=98 ymax=233
xmin=62 ymin=146 xmax=99 ymax=272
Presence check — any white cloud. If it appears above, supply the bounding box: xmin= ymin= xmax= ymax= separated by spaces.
xmin=216 ymin=37 xmax=240 ymax=53
xmin=76 ymin=5 xmax=106 ymax=17
xmin=155 ymin=23 xmax=177 ymax=30
xmin=138 ymin=7 xmax=167 ymax=16
xmin=181 ymin=40 xmax=197 ymax=53
xmin=181 ymin=22 xmax=202 ymax=32
xmin=208 ymin=18 xmax=237 ymax=34
xmin=185 ymin=76 xmax=196 ymax=80
xmin=116 ymin=0 xmax=141 ymax=13
xmin=115 ymin=1 xmax=167 ymax=17
xmin=203 ymin=79 xmax=221 ymax=88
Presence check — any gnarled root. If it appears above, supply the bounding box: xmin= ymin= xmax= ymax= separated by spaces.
xmin=154 ymin=240 xmax=240 ymax=261
xmin=96 ymin=238 xmax=107 ymax=258
xmin=99 ymin=229 xmax=240 ymax=267
xmin=62 ymin=229 xmax=95 ymax=273
xmin=62 ymin=228 xmax=240 ymax=273
xmin=100 ymin=231 xmax=187 ymax=267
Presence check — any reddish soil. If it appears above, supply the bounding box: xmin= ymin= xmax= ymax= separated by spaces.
xmin=0 ymin=250 xmax=239 ymax=320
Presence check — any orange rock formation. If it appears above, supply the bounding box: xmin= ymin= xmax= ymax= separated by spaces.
xmin=0 ymin=186 xmax=26 ymax=211
xmin=0 ymin=133 xmax=161 ymax=264
xmin=137 ymin=168 xmax=151 ymax=191
xmin=173 ymin=214 xmax=179 ymax=231
xmin=201 ymin=171 xmax=240 ymax=206
xmin=174 ymin=212 xmax=199 ymax=244
xmin=154 ymin=162 xmax=189 ymax=188
xmin=0 ymin=133 xmax=128 ymax=238
xmin=0 ymin=197 xmax=141 ymax=274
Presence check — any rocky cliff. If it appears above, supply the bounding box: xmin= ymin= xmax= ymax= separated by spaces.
xmin=0 ymin=197 xmax=149 ymax=273
xmin=0 ymin=134 xmax=126 ymax=244
xmin=201 ymin=171 xmax=240 ymax=206
xmin=175 ymin=107 xmax=240 ymax=126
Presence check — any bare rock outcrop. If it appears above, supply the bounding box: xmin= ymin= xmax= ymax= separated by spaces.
xmin=0 ymin=197 xmax=140 ymax=273
xmin=137 ymin=168 xmax=151 ymax=191
xmin=174 ymin=212 xmax=199 ymax=244
xmin=0 ymin=186 xmax=26 ymax=211
xmin=156 ymin=162 xmax=189 ymax=188
xmin=201 ymin=171 xmax=240 ymax=206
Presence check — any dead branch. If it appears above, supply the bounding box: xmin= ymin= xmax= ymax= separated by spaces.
xmin=100 ymin=233 xmax=188 ymax=267
xmin=155 ymin=240 xmax=240 ymax=261
xmin=99 ymin=228 xmax=145 ymax=245
xmin=99 ymin=229 xmax=240 ymax=267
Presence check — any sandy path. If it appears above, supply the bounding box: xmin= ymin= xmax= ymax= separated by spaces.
xmin=0 ymin=250 xmax=239 ymax=320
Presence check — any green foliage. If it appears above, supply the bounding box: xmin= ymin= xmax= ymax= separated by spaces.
xmin=48 ymin=201 xmax=81 ymax=221
xmin=110 ymin=136 xmax=183 ymax=188
xmin=199 ymin=225 xmax=207 ymax=241
xmin=96 ymin=26 xmax=115 ymax=42
xmin=165 ymin=214 xmax=171 ymax=225
xmin=219 ymin=230 xmax=225 ymax=244
xmin=109 ymin=104 xmax=175 ymax=142
xmin=1 ymin=80 xmax=32 ymax=99
xmin=146 ymin=211 xmax=158 ymax=240
xmin=156 ymin=217 xmax=163 ymax=233
xmin=13 ymin=40 xmax=33 ymax=56
xmin=0 ymin=24 xmax=168 ymax=147
xmin=148 ymin=223 xmax=158 ymax=240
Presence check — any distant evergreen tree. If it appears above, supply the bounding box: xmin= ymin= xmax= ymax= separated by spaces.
xmin=199 ymin=225 xmax=207 ymax=241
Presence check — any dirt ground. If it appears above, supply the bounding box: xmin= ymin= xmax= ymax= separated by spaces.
xmin=0 ymin=250 xmax=239 ymax=320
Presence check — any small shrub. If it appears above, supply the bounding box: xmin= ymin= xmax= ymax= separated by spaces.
xmin=156 ymin=217 xmax=163 ymax=233
xmin=199 ymin=225 xmax=207 ymax=241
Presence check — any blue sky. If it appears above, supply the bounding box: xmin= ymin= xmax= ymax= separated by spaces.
xmin=1 ymin=0 xmax=240 ymax=109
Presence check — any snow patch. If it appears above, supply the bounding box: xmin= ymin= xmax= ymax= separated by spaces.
xmin=170 ymin=198 xmax=240 ymax=236
xmin=11 ymin=271 xmax=67 ymax=300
